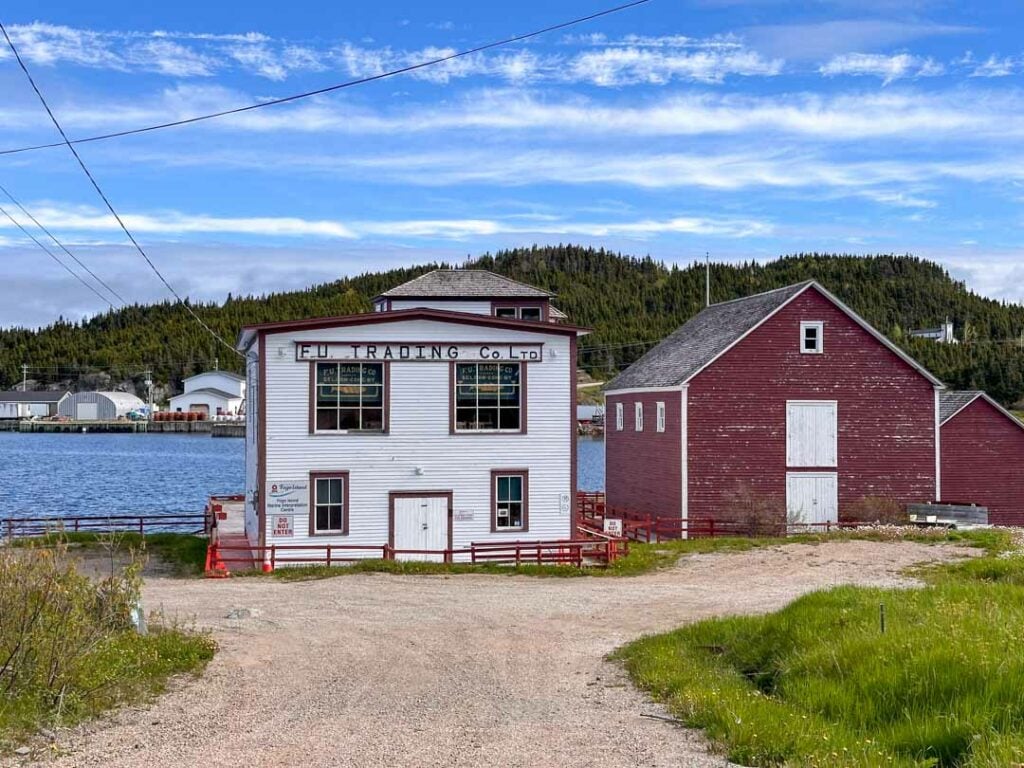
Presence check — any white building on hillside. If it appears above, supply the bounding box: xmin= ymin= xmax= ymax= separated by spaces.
xmin=237 ymin=270 xmax=586 ymax=564
xmin=169 ymin=371 xmax=246 ymax=417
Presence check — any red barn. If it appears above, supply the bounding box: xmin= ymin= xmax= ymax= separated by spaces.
xmin=940 ymin=391 xmax=1024 ymax=525
xmin=604 ymin=281 xmax=945 ymax=532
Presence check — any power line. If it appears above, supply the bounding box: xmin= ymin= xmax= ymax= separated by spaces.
xmin=0 ymin=180 xmax=128 ymax=307
xmin=0 ymin=202 xmax=115 ymax=308
xmin=0 ymin=0 xmax=652 ymax=157
xmin=0 ymin=21 xmax=243 ymax=359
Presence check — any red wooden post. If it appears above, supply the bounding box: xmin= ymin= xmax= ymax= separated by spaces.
xmin=270 ymin=545 xmax=277 ymax=571
xmin=326 ymin=545 xmax=332 ymax=568
xmin=709 ymin=518 xmax=716 ymax=538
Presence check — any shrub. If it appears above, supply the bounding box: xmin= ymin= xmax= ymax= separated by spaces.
xmin=844 ymin=496 xmax=907 ymax=525
xmin=0 ymin=540 xmax=214 ymax=742
xmin=721 ymin=482 xmax=787 ymax=536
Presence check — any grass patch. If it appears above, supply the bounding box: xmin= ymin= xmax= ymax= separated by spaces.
xmin=615 ymin=529 xmax=1024 ymax=767
xmin=11 ymin=532 xmax=209 ymax=576
xmin=0 ymin=542 xmax=215 ymax=751
xmin=236 ymin=528 xmax=1002 ymax=582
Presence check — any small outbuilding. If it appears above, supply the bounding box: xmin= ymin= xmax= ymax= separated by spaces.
xmin=940 ymin=391 xmax=1024 ymax=525
xmin=0 ymin=390 xmax=70 ymax=419
xmin=58 ymin=391 xmax=146 ymax=421
xmin=169 ymin=371 xmax=245 ymax=417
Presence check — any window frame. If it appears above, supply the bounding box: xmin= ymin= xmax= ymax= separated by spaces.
xmin=492 ymin=304 xmax=545 ymax=322
xmin=615 ymin=402 xmax=623 ymax=431
xmin=491 ymin=469 xmax=529 ymax=532
xmin=656 ymin=401 xmax=666 ymax=433
xmin=634 ymin=401 xmax=644 ymax=432
xmin=800 ymin=321 xmax=824 ymax=355
xmin=309 ymin=361 xmax=389 ymax=435
xmin=308 ymin=471 xmax=350 ymax=536
xmin=449 ymin=361 xmax=527 ymax=435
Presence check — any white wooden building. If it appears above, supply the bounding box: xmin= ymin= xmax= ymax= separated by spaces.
xmin=237 ymin=270 xmax=585 ymax=563
xmin=0 ymin=390 xmax=69 ymax=419
xmin=169 ymin=371 xmax=246 ymax=417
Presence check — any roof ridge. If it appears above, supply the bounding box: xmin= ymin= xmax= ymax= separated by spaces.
xmin=708 ymin=280 xmax=815 ymax=308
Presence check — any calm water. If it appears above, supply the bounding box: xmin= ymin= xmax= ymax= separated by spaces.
xmin=0 ymin=433 xmax=605 ymax=517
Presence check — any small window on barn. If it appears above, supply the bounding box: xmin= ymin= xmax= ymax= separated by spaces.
xmin=634 ymin=402 xmax=644 ymax=432
xmin=519 ymin=307 xmax=542 ymax=322
xmin=615 ymin=402 xmax=623 ymax=431
xmin=656 ymin=401 xmax=666 ymax=433
xmin=311 ymin=473 xmax=348 ymax=535
xmin=800 ymin=321 xmax=824 ymax=354
xmin=494 ymin=306 xmax=518 ymax=319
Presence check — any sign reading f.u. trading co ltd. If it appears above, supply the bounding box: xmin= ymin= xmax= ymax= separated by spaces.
xmin=295 ymin=342 xmax=543 ymax=363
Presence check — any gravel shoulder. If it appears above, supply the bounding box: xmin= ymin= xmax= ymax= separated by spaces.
xmin=6 ymin=540 xmax=973 ymax=768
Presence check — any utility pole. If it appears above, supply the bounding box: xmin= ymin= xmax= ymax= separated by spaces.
xmin=21 ymin=363 xmax=27 ymax=392
xmin=705 ymin=252 xmax=711 ymax=307
xmin=144 ymin=369 xmax=154 ymax=419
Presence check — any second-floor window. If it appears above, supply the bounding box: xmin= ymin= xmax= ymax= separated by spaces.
xmin=494 ymin=306 xmax=543 ymax=321
xmin=635 ymin=401 xmax=644 ymax=432
xmin=315 ymin=362 xmax=385 ymax=432
xmin=454 ymin=362 xmax=522 ymax=432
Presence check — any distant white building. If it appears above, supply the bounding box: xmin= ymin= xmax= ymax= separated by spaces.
xmin=59 ymin=391 xmax=146 ymax=420
xmin=910 ymin=318 xmax=957 ymax=344
xmin=168 ymin=371 xmax=246 ymax=418
xmin=0 ymin=390 xmax=69 ymax=419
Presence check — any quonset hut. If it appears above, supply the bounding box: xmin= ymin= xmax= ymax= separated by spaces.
xmin=237 ymin=270 xmax=587 ymax=564
xmin=58 ymin=391 xmax=146 ymax=421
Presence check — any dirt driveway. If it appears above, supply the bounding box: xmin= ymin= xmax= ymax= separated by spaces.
xmin=10 ymin=540 xmax=970 ymax=768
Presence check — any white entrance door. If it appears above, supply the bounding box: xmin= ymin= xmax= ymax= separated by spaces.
xmin=76 ymin=402 xmax=99 ymax=420
xmin=786 ymin=472 xmax=838 ymax=527
xmin=393 ymin=496 xmax=449 ymax=562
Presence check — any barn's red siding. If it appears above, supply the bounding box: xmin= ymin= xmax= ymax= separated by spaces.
xmin=941 ymin=398 xmax=1024 ymax=525
xmin=605 ymin=391 xmax=681 ymax=522
xmin=687 ymin=288 xmax=938 ymax=526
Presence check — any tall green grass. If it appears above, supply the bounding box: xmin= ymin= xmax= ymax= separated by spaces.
xmin=615 ymin=530 xmax=1024 ymax=767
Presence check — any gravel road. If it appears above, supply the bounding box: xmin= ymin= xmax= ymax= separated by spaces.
xmin=6 ymin=540 xmax=971 ymax=768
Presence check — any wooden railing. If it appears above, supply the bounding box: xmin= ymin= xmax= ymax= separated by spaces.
xmin=2 ymin=513 xmax=210 ymax=539
xmin=207 ymin=536 xmax=629 ymax=575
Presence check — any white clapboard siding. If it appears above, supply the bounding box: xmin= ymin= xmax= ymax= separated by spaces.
xmin=786 ymin=472 xmax=838 ymax=525
xmin=256 ymin=318 xmax=574 ymax=553
xmin=388 ymin=299 xmax=493 ymax=315
xmin=786 ymin=400 xmax=837 ymax=467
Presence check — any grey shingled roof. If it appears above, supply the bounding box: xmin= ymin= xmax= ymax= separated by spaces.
xmin=380 ymin=270 xmax=553 ymax=299
xmin=185 ymin=371 xmax=244 ymax=382
xmin=0 ymin=390 xmax=69 ymax=403
xmin=607 ymin=282 xmax=813 ymax=390
xmin=173 ymin=387 xmax=241 ymax=400
xmin=940 ymin=391 xmax=983 ymax=423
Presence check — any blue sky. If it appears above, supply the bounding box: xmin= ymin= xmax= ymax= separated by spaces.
xmin=0 ymin=0 xmax=1022 ymax=327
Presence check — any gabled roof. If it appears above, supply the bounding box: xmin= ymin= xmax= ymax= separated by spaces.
xmin=940 ymin=390 xmax=1024 ymax=429
xmin=606 ymin=280 xmax=944 ymax=391
xmin=0 ymin=390 xmax=69 ymax=403
xmin=237 ymin=307 xmax=589 ymax=350
xmin=939 ymin=391 xmax=983 ymax=423
xmin=184 ymin=371 xmax=245 ymax=383
xmin=171 ymin=387 xmax=241 ymax=401
xmin=378 ymin=270 xmax=553 ymax=299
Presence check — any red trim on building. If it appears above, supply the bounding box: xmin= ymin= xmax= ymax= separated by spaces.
xmin=490 ymin=469 xmax=530 ymax=533
xmin=308 ymin=471 xmax=351 ymax=536
xmin=257 ymin=331 xmax=267 ymax=555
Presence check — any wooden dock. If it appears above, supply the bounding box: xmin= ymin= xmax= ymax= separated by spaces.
xmin=2 ymin=419 xmax=245 ymax=436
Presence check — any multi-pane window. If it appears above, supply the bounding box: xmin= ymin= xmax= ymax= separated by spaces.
xmin=494 ymin=306 xmax=543 ymax=321
xmin=315 ymin=362 xmax=385 ymax=432
xmin=656 ymin=401 xmax=666 ymax=433
xmin=313 ymin=475 xmax=345 ymax=533
xmin=519 ymin=307 xmax=542 ymax=321
xmin=801 ymin=321 xmax=824 ymax=354
xmin=455 ymin=363 xmax=522 ymax=431
xmin=615 ymin=402 xmax=623 ymax=431
xmin=635 ymin=401 xmax=644 ymax=432
xmin=494 ymin=473 xmax=526 ymax=529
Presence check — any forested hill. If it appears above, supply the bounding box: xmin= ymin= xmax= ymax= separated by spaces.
xmin=2 ymin=247 xmax=1024 ymax=405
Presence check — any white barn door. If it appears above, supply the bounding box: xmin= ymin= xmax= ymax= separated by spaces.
xmin=786 ymin=401 xmax=837 ymax=467
xmin=393 ymin=496 xmax=449 ymax=562
xmin=787 ymin=473 xmax=838 ymax=528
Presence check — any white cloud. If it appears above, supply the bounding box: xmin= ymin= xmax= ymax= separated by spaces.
xmin=820 ymin=53 xmax=944 ymax=85
xmin=0 ymin=202 xmax=769 ymax=242
xmin=967 ymin=54 xmax=1018 ymax=78
xmin=127 ymin=39 xmax=216 ymax=77
xmin=567 ymin=47 xmax=782 ymax=85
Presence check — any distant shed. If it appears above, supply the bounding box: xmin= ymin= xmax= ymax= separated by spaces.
xmin=940 ymin=391 xmax=1024 ymax=525
xmin=58 ymin=391 xmax=145 ymax=421
xmin=0 ymin=390 xmax=69 ymax=418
